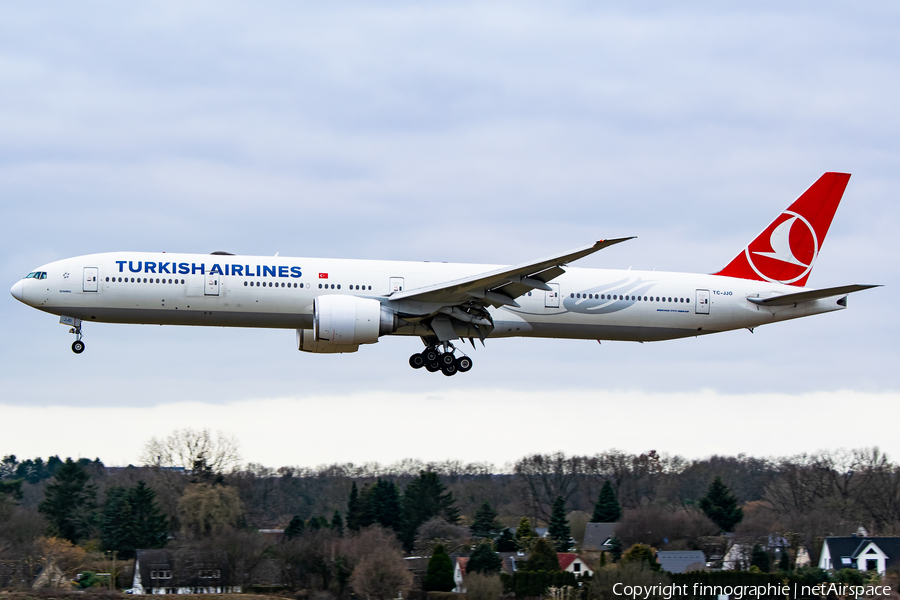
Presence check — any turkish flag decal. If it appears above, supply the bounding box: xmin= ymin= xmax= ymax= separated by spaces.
xmin=319 ymin=273 xmax=328 ymax=279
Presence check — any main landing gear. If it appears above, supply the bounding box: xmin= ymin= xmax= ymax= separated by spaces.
xmin=408 ymin=342 xmax=473 ymax=376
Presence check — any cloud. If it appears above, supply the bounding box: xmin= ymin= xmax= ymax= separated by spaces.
xmin=2 ymin=389 xmax=896 ymax=468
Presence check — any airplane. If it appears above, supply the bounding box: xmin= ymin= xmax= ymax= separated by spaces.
xmin=10 ymin=172 xmax=879 ymax=376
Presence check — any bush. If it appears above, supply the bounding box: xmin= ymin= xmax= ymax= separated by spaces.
xmin=510 ymin=570 xmax=578 ymax=598
xmin=465 ymin=572 xmax=504 ymax=600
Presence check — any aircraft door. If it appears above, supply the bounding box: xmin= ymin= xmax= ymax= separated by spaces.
xmin=205 ymin=275 xmax=220 ymax=296
xmin=696 ymin=289 xmax=710 ymax=314
xmin=83 ymin=267 xmax=99 ymax=292
xmin=545 ymin=283 xmax=560 ymax=308
xmin=389 ymin=277 xmax=404 ymax=294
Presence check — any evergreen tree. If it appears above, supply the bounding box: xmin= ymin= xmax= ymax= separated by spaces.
xmin=358 ymin=480 xmax=402 ymax=532
xmin=346 ymin=481 xmax=363 ymax=531
xmin=38 ymin=458 xmax=97 ymax=543
xmin=621 ymin=543 xmax=661 ymax=571
xmin=125 ymin=481 xmax=168 ymax=553
xmin=307 ymin=516 xmax=322 ymax=531
xmin=698 ymin=477 xmax=744 ymax=532
xmin=470 ymin=501 xmax=503 ymax=540
xmin=548 ymin=496 xmax=572 ymax=552
xmin=331 ymin=510 xmax=344 ymax=536
xmin=100 ymin=487 xmax=130 ymax=554
xmin=401 ymin=471 xmax=459 ymax=550
xmin=467 ymin=540 xmax=502 ymax=575
xmin=524 ymin=538 xmax=560 ymax=572
xmin=779 ymin=551 xmax=791 ymax=572
xmin=591 ymin=481 xmax=621 ymax=523
xmin=0 ymin=479 xmax=23 ymax=500
xmin=100 ymin=481 xmax=167 ymax=559
xmin=496 ymin=528 xmax=517 ymax=552
xmin=285 ymin=515 xmax=306 ymax=539
xmin=751 ymin=544 xmax=771 ymax=572
xmin=514 ymin=517 xmax=537 ymax=551
xmin=608 ymin=537 xmax=623 ymax=562
xmin=424 ymin=543 xmax=455 ymax=592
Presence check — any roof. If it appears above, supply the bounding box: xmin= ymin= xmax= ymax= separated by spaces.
xmin=557 ymin=553 xmax=589 ymax=571
xmin=582 ymin=522 xmax=618 ymax=551
xmin=498 ymin=551 xmax=529 ymax=575
xmin=456 ymin=557 xmax=469 ymax=576
xmin=823 ymin=537 xmax=900 ymax=570
xmin=656 ymin=551 xmax=707 ymax=574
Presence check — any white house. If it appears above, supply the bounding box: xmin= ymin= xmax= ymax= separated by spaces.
xmin=819 ymin=537 xmax=900 ymax=576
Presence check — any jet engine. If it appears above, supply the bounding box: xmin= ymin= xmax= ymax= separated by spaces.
xmin=297 ymin=295 xmax=398 ymax=353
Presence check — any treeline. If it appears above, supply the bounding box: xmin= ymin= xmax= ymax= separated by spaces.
xmin=2 ymin=444 xmax=900 ymax=588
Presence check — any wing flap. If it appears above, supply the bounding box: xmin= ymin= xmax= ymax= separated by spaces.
xmin=748 ymin=284 xmax=880 ymax=306
xmin=389 ymin=237 xmax=635 ymax=305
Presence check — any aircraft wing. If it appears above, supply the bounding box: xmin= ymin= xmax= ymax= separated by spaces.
xmin=748 ymin=284 xmax=881 ymax=306
xmin=389 ymin=237 xmax=635 ymax=308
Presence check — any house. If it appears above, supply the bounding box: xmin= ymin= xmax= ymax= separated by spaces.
xmin=656 ymin=551 xmax=706 ymax=574
xmin=819 ymin=537 xmax=900 ymax=576
xmin=557 ymin=553 xmax=593 ymax=577
xmin=31 ymin=563 xmax=67 ymax=588
xmin=582 ymin=523 xmax=618 ymax=552
xmin=132 ymin=549 xmax=241 ymax=594
xmin=453 ymin=556 xmax=469 ymax=593
xmin=404 ymin=556 xmax=431 ymax=591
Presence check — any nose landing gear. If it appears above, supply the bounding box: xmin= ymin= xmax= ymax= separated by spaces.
xmin=408 ymin=341 xmax=473 ymax=375
xmin=68 ymin=321 xmax=85 ymax=354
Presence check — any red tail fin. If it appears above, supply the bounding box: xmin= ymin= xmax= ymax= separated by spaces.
xmin=714 ymin=172 xmax=850 ymax=287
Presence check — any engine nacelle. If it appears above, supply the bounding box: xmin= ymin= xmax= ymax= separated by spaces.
xmin=296 ymin=328 xmax=359 ymax=354
xmin=297 ymin=295 xmax=397 ymax=353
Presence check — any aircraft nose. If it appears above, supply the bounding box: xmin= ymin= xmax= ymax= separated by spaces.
xmin=10 ymin=280 xmax=24 ymax=302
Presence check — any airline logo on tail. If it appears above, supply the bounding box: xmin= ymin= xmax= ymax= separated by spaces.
xmin=746 ymin=210 xmax=818 ymax=284
xmin=715 ymin=172 xmax=850 ymax=287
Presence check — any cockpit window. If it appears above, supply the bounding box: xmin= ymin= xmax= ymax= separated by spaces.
xmin=40 ymin=272 xmax=47 ymax=279
xmin=23 ymin=272 xmax=47 ymax=279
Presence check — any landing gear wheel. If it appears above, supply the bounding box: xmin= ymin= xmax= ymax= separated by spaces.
xmin=72 ymin=340 xmax=85 ymax=354
xmin=441 ymin=362 xmax=458 ymax=376
xmin=440 ymin=353 xmax=455 ymax=367
xmin=409 ymin=353 xmax=425 ymax=369
xmin=425 ymin=361 xmax=441 ymax=372
xmin=423 ymin=348 xmax=439 ymax=363
xmin=455 ymin=356 xmax=472 ymax=372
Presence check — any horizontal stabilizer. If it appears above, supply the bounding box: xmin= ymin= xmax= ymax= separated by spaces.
xmin=748 ymin=284 xmax=880 ymax=306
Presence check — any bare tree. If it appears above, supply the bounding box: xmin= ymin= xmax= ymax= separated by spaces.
xmin=141 ymin=428 xmax=241 ymax=473
xmin=414 ymin=517 xmax=469 ymax=555
xmin=349 ymin=549 xmax=412 ymax=600
xmin=514 ymin=452 xmax=586 ymax=523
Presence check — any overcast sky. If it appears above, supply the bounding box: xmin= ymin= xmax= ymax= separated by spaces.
xmin=2 ymin=1 xmax=897 ymax=468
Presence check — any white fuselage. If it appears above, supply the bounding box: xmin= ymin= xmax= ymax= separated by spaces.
xmin=12 ymin=251 xmax=846 ymax=345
